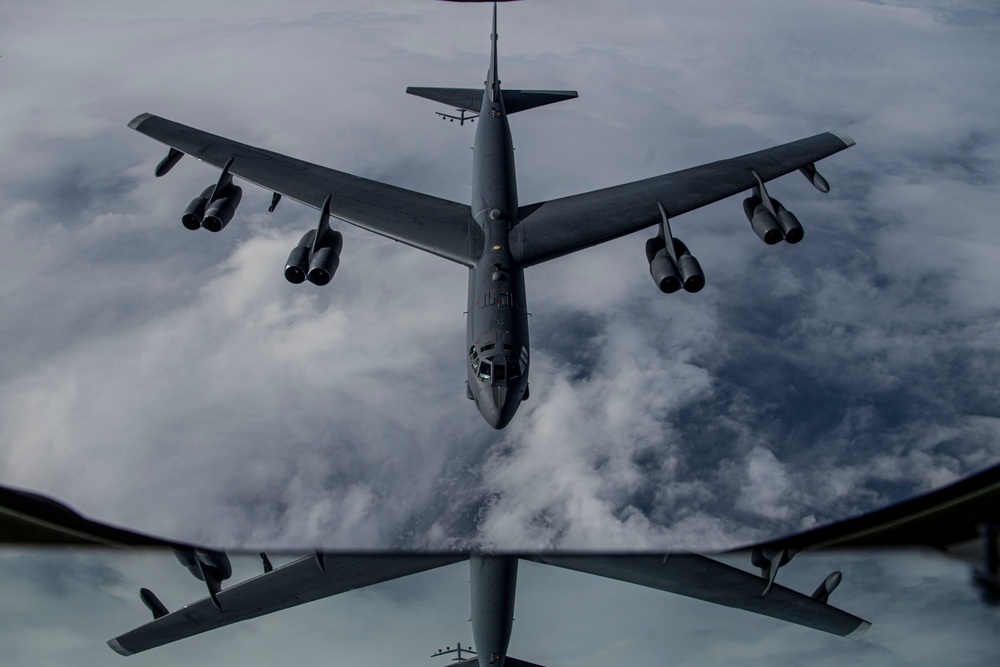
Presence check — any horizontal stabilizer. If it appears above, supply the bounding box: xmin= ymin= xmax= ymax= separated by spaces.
xmin=407 ymin=87 xmax=577 ymax=114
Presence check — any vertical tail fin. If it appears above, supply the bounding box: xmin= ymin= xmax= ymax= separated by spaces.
xmin=488 ymin=1 xmax=499 ymax=101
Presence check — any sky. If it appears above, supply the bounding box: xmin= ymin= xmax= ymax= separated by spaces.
xmin=1 ymin=548 xmax=998 ymax=667
xmin=1 ymin=0 xmax=1000 ymax=554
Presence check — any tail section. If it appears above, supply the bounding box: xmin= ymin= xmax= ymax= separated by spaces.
xmin=408 ymin=2 xmax=576 ymax=118
xmin=407 ymin=87 xmax=577 ymax=115
xmin=488 ymin=1 xmax=500 ymax=101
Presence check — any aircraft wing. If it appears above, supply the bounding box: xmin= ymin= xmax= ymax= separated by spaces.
xmin=128 ymin=114 xmax=483 ymax=266
xmin=108 ymin=553 xmax=464 ymax=656
xmin=510 ymin=132 xmax=855 ymax=266
xmin=533 ymin=553 xmax=870 ymax=637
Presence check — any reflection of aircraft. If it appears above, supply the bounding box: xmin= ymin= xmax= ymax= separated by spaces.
xmin=108 ymin=551 xmax=869 ymax=657
xmin=0 ymin=485 xmax=871 ymax=658
xmin=738 ymin=460 xmax=1000 ymax=602
xmin=127 ymin=2 xmax=855 ymax=428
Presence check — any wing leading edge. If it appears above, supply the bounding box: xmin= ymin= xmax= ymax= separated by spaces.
xmin=511 ymin=132 xmax=855 ymax=266
xmin=128 ymin=114 xmax=484 ymax=266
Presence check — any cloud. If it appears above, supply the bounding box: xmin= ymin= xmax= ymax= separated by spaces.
xmin=1 ymin=0 xmax=999 ymax=552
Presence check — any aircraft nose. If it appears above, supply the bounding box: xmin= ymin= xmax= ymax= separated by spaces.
xmin=483 ymin=386 xmax=514 ymax=430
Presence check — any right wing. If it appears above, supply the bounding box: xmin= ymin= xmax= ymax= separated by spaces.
xmin=128 ymin=114 xmax=483 ymax=266
xmin=108 ymin=553 xmax=464 ymax=656
xmin=511 ymin=132 xmax=854 ymax=266
xmin=534 ymin=553 xmax=870 ymax=637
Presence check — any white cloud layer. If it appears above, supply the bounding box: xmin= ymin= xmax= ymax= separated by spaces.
xmin=1 ymin=0 xmax=999 ymax=550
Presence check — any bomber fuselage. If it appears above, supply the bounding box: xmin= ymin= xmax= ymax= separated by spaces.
xmin=466 ymin=81 xmax=530 ymax=430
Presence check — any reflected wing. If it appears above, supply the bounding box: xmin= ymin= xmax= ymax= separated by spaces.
xmin=511 ymin=132 xmax=854 ymax=266
xmin=535 ymin=553 xmax=870 ymax=637
xmin=128 ymin=114 xmax=483 ymax=266
xmin=108 ymin=553 xmax=464 ymax=656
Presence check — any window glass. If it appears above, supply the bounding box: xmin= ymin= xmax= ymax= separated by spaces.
xmin=494 ymin=363 xmax=506 ymax=382
xmin=478 ymin=362 xmax=492 ymax=382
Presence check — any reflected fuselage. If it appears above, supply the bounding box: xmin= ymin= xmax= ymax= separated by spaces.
xmin=470 ymin=555 xmax=519 ymax=667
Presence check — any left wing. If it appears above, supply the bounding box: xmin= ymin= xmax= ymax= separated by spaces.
xmin=108 ymin=553 xmax=464 ymax=656
xmin=128 ymin=114 xmax=484 ymax=266
xmin=533 ymin=553 xmax=870 ymax=637
xmin=511 ymin=132 xmax=854 ymax=266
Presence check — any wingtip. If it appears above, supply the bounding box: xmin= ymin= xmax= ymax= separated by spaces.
xmin=847 ymin=619 xmax=872 ymax=638
xmin=127 ymin=113 xmax=153 ymax=130
xmin=832 ymin=131 xmax=856 ymax=148
xmin=107 ymin=638 xmax=134 ymax=656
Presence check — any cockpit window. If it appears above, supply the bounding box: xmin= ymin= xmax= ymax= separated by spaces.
xmin=494 ymin=363 xmax=506 ymax=382
xmin=478 ymin=361 xmax=492 ymax=382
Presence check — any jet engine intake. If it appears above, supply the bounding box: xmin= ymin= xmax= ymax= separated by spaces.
xmin=743 ymin=196 xmax=785 ymax=245
xmin=285 ymin=230 xmax=317 ymax=284
xmin=672 ymin=239 xmax=705 ymax=293
xmin=771 ymin=199 xmax=804 ymax=244
xmin=181 ymin=186 xmax=215 ymax=230
xmin=308 ymin=231 xmax=344 ymax=286
xmin=646 ymin=236 xmax=681 ymax=294
xmin=202 ymin=185 xmax=243 ymax=233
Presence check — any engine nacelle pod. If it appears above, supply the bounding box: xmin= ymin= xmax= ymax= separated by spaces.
xmin=771 ymin=199 xmax=804 ymax=244
xmin=646 ymin=237 xmax=681 ymax=293
xmin=172 ymin=547 xmax=233 ymax=582
xmin=743 ymin=197 xmax=784 ymax=245
xmin=308 ymin=230 xmax=344 ymax=286
xmin=173 ymin=547 xmax=232 ymax=609
xmin=181 ymin=185 xmax=215 ymax=230
xmin=673 ymin=239 xmax=705 ymax=293
xmin=202 ymin=185 xmax=243 ymax=232
xmin=284 ymin=230 xmax=317 ymax=284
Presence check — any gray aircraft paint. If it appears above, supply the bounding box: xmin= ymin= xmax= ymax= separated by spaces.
xmin=126 ymin=3 xmax=852 ymax=432
xmin=469 ymin=554 xmax=519 ymax=667
xmin=465 ymin=4 xmax=530 ymax=429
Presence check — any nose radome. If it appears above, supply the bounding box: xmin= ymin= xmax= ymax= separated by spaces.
xmin=483 ymin=386 xmax=511 ymax=430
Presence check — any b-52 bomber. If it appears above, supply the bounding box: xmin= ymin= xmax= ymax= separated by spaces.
xmin=128 ymin=2 xmax=854 ymax=428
